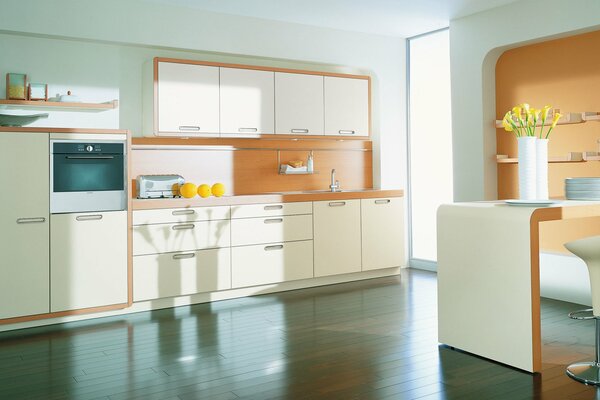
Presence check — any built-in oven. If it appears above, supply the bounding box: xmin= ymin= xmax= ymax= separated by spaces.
xmin=50 ymin=138 xmax=127 ymax=214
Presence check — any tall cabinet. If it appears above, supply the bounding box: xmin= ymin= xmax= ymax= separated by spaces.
xmin=0 ymin=132 xmax=50 ymax=319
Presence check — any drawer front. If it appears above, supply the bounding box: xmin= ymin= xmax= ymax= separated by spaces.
xmin=133 ymin=206 xmax=230 ymax=226
xmin=133 ymin=220 xmax=230 ymax=256
xmin=231 ymin=240 xmax=313 ymax=288
xmin=134 ymin=248 xmax=231 ymax=302
xmin=231 ymin=214 xmax=313 ymax=246
xmin=231 ymin=202 xmax=312 ymax=219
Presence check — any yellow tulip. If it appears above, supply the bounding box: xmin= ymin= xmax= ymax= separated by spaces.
xmin=551 ymin=113 xmax=562 ymax=128
xmin=541 ymin=105 xmax=552 ymax=122
xmin=502 ymin=119 xmax=513 ymax=132
xmin=520 ymin=103 xmax=530 ymax=113
xmin=530 ymin=108 xmax=540 ymax=120
xmin=512 ymin=106 xmax=522 ymax=119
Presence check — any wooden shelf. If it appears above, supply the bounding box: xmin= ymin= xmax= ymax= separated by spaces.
xmin=496 ymin=152 xmax=586 ymax=164
xmin=495 ymin=112 xmax=588 ymax=128
xmin=0 ymin=99 xmax=118 ymax=112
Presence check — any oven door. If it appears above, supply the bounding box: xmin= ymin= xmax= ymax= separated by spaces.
xmin=51 ymin=141 xmax=127 ymax=214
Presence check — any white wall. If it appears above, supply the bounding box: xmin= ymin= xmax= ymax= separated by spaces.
xmin=0 ymin=0 xmax=406 ymax=189
xmin=450 ymin=0 xmax=600 ymax=201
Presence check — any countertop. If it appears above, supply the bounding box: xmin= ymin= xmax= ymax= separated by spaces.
xmin=0 ymin=127 xmax=129 ymax=134
xmin=132 ymin=189 xmax=404 ymax=210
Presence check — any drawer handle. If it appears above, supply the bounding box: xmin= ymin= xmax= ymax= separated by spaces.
xmin=329 ymin=201 xmax=346 ymax=207
xmin=172 ymin=209 xmax=195 ymax=215
xmin=264 ymin=218 xmax=283 ymax=224
xmin=291 ymin=129 xmax=309 ymax=133
xmin=339 ymin=130 xmax=355 ymax=135
xmin=16 ymin=217 xmax=46 ymax=224
xmin=172 ymin=223 xmax=195 ymax=230
xmin=238 ymin=127 xmax=258 ymax=133
xmin=76 ymin=215 xmax=103 ymax=221
xmin=375 ymin=199 xmax=391 ymax=204
xmin=173 ymin=253 xmax=195 ymax=260
xmin=264 ymin=245 xmax=284 ymax=251
xmin=179 ymin=126 xmax=201 ymax=131
xmin=264 ymin=205 xmax=283 ymax=211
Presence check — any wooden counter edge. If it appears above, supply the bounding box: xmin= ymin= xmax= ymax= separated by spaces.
xmin=132 ymin=190 xmax=404 ymax=210
xmin=0 ymin=127 xmax=129 ymax=134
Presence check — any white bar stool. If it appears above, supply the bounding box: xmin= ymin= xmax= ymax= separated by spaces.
xmin=565 ymin=235 xmax=600 ymax=385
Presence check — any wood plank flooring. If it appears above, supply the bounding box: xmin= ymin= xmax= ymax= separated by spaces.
xmin=1 ymin=268 xmax=600 ymax=399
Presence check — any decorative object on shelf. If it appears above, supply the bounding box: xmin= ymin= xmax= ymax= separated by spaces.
xmin=28 ymin=83 xmax=48 ymax=101
xmin=307 ymin=151 xmax=314 ymax=173
xmin=288 ymin=160 xmax=304 ymax=168
xmin=6 ymin=73 xmax=27 ymax=100
xmin=0 ymin=112 xmax=48 ymax=127
xmin=198 ymin=184 xmax=211 ymax=198
xmin=58 ymin=90 xmax=81 ymax=103
xmin=179 ymin=182 xmax=197 ymax=198
xmin=211 ymin=183 xmax=225 ymax=197
xmin=502 ymin=103 xmax=562 ymax=200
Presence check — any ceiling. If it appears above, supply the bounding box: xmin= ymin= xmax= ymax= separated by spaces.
xmin=143 ymin=0 xmax=519 ymax=37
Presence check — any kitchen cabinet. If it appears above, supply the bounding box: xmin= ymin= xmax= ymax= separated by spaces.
xmin=324 ymin=76 xmax=369 ymax=137
xmin=361 ymin=198 xmax=404 ymax=270
xmin=230 ymin=202 xmax=312 ymax=219
xmin=220 ymin=67 xmax=275 ymax=136
xmin=232 ymin=240 xmax=313 ymax=288
xmin=0 ymin=132 xmax=49 ymax=319
xmin=313 ymin=199 xmax=362 ymax=277
xmin=157 ymin=61 xmax=220 ymax=136
xmin=51 ymin=211 xmax=128 ymax=312
xmin=231 ymin=214 xmax=313 ymax=246
xmin=134 ymin=248 xmax=231 ymax=301
xmin=275 ymin=72 xmax=324 ymax=135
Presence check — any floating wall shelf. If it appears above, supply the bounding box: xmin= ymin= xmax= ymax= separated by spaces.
xmin=496 ymin=152 xmax=591 ymax=164
xmin=494 ymin=112 xmax=589 ymax=128
xmin=0 ymin=99 xmax=118 ymax=112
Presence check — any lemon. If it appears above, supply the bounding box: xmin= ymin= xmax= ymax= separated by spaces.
xmin=179 ymin=183 xmax=197 ymax=198
xmin=197 ymin=184 xmax=211 ymax=198
xmin=211 ymin=183 xmax=225 ymax=197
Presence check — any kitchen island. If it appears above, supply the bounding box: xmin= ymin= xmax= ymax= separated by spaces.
xmin=437 ymin=200 xmax=600 ymax=373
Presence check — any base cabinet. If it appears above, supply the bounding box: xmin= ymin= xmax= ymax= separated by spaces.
xmin=134 ymin=248 xmax=231 ymax=301
xmin=51 ymin=211 xmax=128 ymax=312
xmin=0 ymin=132 xmax=50 ymax=319
xmin=361 ymin=198 xmax=405 ymax=270
xmin=313 ymin=200 xmax=362 ymax=277
xmin=231 ymin=240 xmax=313 ymax=288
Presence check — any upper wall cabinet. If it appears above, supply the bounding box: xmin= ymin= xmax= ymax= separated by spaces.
xmin=156 ymin=61 xmax=220 ymax=136
xmin=324 ymin=76 xmax=370 ymax=137
xmin=220 ymin=67 xmax=275 ymax=136
xmin=275 ymin=72 xmax=324 ymax=135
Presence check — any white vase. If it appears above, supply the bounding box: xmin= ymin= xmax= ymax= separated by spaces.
xmin=536 ymin=138 xmax=549 ymax=200
xmin=517 ymin=136 xmax=537 ymax=200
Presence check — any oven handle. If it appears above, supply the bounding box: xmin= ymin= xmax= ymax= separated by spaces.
xmin=65 ymin=156 xmax=115 ymax=160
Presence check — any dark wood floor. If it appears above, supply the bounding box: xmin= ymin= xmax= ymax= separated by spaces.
xmin=1 ymin=269 xmax=599 ymax=399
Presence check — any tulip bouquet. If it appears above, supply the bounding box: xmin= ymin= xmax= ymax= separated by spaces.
xmin=502 ymin=103 xmax=562 ymax=139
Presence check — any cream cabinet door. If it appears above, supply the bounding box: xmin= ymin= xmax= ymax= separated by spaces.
xmin=361 ymin=198 xmax=405 ymax=270
xmin=231 ymin=215 xmax=313 ymax=246
xmin=0 ymin=133 xmax=49 ymax=319
xmin=220 ymin=67 xmax=274 ymax=135
xmin=51 ymin=211 xmax=127 ymax=312
xmin=313 ymin=200 xmax=362 ymax=277
xmin=157 ymin=61 xmax=220 ymax=136
xmin=275 ymin=72 xmax=324 ymax=135
xmin=324 ymin=76 xmax=369 ymax=137
xmin=232 ymin=240 xmax=313 ymax=288
xmin=133 ymin=248 xmax=231 ymax=301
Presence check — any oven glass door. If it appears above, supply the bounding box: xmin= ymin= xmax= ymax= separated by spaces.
xmin=53 ymin=154 xmax=125 ymax=192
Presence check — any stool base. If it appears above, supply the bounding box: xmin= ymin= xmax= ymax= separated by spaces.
xmin=567 ymin=362 xmax=600 ymax=385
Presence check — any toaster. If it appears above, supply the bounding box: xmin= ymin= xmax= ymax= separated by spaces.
xmin=137 ymin=174 xmax=185 ymax=199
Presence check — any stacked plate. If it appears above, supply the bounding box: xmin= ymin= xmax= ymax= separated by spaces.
xmin=565 ymin=177 xmax=600 ymax=200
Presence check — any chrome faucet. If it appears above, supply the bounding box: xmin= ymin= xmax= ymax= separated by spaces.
xmin=330 ymin=169 xmax=341 ymax=192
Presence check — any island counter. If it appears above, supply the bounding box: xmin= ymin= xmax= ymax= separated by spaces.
xmin=437 ymin=200 xmax=600 ymax=373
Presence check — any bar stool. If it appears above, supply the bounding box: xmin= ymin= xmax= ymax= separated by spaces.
xmin=565 ymin=235 xmax=600 ymax=385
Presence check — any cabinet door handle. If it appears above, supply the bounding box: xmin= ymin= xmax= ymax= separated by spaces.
xmin=16 ymin=217 xmax=46 ymax=224
xmin=264 ymin=205 xmax=283 ymax=211
xmin=173 ymin=252 xmax=196 ymax=260
xmin=264 ymin=218 xmax=283 ymax=224
xmin=76 ymin=215 xmax=103 ymax=221
xmin=329 ymin=201 xmax=346 ymax=207
xmin=172 ymin=209 xmax=195 ymax=215
xmin=179 ymin=126 xmax=201 ymax=131
xmin=375 ymin=199 xmax=391 ymax=204
xmin=264 ymin=244 xmax=284 ymax=251
xmin=291 ymin=129 xmax=309 ymax=133
xmin=238 ymin=127 xmax=258 ymax=133
xmin=338 ymin=130 xmax=355 ymax=135
xmin=172 ymin=223 xmax=195 ymax=230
